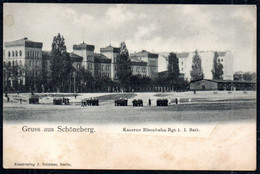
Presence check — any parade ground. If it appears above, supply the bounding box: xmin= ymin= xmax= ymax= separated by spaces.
xmin=3 ymin=91 xmax=256 ymax=124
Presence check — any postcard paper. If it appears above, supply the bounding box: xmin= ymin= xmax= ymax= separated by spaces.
xmin=3 ymin=3 xmax=257 ymax=170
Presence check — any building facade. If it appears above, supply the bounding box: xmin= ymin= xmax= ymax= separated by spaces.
xmin=190 ymin=79 xmax=256 ymax=91
xmin=4 ymin=38 xmax=43 ymax=91
xmin=158 ymin=50 xmax=234 ymax=81
xmin=130 ymin=50 xmax=158 ymax=78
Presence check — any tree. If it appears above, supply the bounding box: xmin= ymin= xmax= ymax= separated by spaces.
xmin=167 ymin=52 xmax=180 ymax=85
xmin=211 ymin=52 xmax=223 ymax=80
xmin=50 ymin=33 xmax=73 ymax=92
xmin=190 ymin=50 xmax=204 ymax=81
xmin=75 ymin=66 xmax=94 ymax=92
xmin=243 ymin=72 xmax=256 ymax=81
xmin=117 ymin=42 xmax=132 ymax=91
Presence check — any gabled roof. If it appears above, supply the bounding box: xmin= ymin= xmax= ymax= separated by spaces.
xmin=94 ymin=53 xmax=111 ymax=63
xmin=130 ymin=57 xmax=147 ymax=66
xmin=130 ymin=50 xmax=158 ymax=59
xmin=70 ymin=52 xmax=83 ymax=62
xmin=5 ymin=38 xmax=43 ymax=48
xmin=100 ymin=45 xmax=120 ymax=53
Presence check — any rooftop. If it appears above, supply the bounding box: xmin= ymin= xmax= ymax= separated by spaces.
xmin=130 ymin=50 xmax=158 ymax=59
xmin=100 ymin=45 xmax=120 ymax=53
xmin=73 ymin=42 xmax=95 ymax=51
xmin=70 ymin=52 xmax=83 ymax=62
xmin=94 ymin=53 xmax=111 ymax=64
xmin=5 ymin=37 xmax=43 ymax=48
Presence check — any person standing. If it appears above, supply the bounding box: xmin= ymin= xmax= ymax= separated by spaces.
xmin=148 ymin=98 xmax=151 ymax=106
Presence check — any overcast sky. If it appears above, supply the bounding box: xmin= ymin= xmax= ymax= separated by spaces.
xmin=4 ymin=3 xmax=256 ymax=72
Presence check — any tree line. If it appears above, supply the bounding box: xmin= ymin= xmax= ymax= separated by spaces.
xmin=4 ymin=33 xmax=252 ymax=93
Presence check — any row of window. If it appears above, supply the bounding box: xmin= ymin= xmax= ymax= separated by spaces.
xmin=27 ymin=50 xmax=40 ymax=59
xmin=132 ymin=66 xmax=146 ymax=73
xmin=8 ymin=50 xmax=22 ymax=57
xmin=7 ymin=50 xmax=41 ymax=59
xmin=96 ymin=72 xmax=110 ymax=78
xmin=5 ymin=60 xmax=23 ymax=66
xmin=29 ymin=60 xmax=38 ymax=66
xmin=87 ymin=55 xmax=94 ymax=61
xmin=94 ymin=64 xmax=111 ymax=71
xmin=218 ymin=59 xmax=224 ymax=63
xmin=29 ymin=70 xmax=38 ymax=77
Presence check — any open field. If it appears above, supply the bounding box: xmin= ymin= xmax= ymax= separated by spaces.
xmin=3 ymin=91 xmax=256 ymax=124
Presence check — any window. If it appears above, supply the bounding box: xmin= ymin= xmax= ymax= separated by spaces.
xmin=218 ymin=59 xmax=220 ymax=63
xmin=15 ymin=51 xmax=18 ymax=56
xmin=16 ymin=60 xmax=18 ymax=66
xmin=36 ymin=61 xmax=38 ymax=66
xmin=8 ymin=51 xmax=10 ymax=57
xmin=221 ymin=59 xmax=223 ymax=62
xmin=142 ymin=67 xmax=146 ymax=73
xmin=19 ymin=50 xmax=22 ymax=56
xmin=12 ymin=51 xmax=14 ymax=57
xmin=35 ymin=71 xmax=37 ymax=77
xmin=12 ymin=61 xmax=14 ymax=66
xmin=181 ymin=68 xmax=183 ymax=71
xmin=181 ymin=62 xmax=183 ymax=65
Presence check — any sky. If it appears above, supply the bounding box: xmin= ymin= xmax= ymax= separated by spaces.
xmin=3 ymin=3 xmax=256 ymax=72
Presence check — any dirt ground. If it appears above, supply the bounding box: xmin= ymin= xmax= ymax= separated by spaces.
xmin=3 ymin=91 xmax=256 ymax=124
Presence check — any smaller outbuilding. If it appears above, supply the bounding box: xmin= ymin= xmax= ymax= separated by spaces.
xmin=190 ymin=79 xmax=256 ymax=91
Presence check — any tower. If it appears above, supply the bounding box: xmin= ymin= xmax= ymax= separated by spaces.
xmin=100 ymin=45 xmax=120 ymax=81
xmin=73 ymin=43 xmax=95 ymax=75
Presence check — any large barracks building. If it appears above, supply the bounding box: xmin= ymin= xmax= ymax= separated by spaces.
xmin=3 ymin=37 xmax=159 ymax=87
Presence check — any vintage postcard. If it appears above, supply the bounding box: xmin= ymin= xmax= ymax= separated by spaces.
xmin=3 ymin=3 xmax=256 ymax=170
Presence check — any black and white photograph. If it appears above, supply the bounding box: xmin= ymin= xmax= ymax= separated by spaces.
xmin=3 ymin=3 xmax=257 ymax=170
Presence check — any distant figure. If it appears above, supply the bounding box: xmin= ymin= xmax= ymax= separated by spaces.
xmin=7 ymin=96 xmax=10 ymax=102
xmin=148 ymin=98 xmax=151 ymax=106
xmin=74 ymin=94 xmax=77 ymax=99
xmin=81 ymin=100 xmax=84 ymax=107
xmin=175 ymin=98 xmax=178 ymax=104
xmin=193 ymin=90 xmax=196 ymax=94
xmin=5 ymin=93 xmax=8 ymax=98
xmin=20 ymin=98 xmax=22 ymax=104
